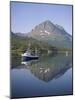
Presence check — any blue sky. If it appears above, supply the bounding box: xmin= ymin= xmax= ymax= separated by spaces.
xmin=11 ymin=2 xmax=72 ymax=35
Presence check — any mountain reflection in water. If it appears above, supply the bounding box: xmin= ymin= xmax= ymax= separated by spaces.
xmin=11 ymin=53 xmax=72 ymax=83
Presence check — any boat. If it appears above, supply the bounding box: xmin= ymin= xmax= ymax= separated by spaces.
xmin=66 ymin=51 xmax=68 ymax=56
xmin=21 ymin=44 xmax=39 ymax=61
xmin=21 ymin=51 xmax=39 ymax=61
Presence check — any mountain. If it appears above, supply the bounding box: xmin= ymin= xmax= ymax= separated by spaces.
xmin=28 ymin=20 xmax=72 ymax=49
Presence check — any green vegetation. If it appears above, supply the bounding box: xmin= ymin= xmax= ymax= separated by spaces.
xmin=11 ymin=32 xmax=72 ymax=57
xmin=11 ymin=32 xmax=57 ymax=56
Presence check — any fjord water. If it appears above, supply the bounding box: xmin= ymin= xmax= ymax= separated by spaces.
xmin=10 ymin=53 xmax=72 ymax=98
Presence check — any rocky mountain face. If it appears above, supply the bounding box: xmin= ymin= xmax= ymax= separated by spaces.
xmin=28 ymin=20 xmax=72 ymax=49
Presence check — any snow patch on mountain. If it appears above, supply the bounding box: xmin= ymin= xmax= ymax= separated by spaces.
xmin=40 ymin=30 xmax=50 ymax=35
xmin=44 ymin=30 xmax=50 ymax=35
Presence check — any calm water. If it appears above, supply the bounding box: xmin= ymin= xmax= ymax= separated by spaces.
xmin=10 ymin=53 xmax=73 ymax=98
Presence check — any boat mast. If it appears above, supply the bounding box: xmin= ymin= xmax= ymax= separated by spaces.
xmin=35 ymin=48 xmax=38 ymax=55
xmin=27 ymin=43 xmax=31 ymax=52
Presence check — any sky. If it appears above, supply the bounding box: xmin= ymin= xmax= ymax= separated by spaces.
xmin=11 ymin=2 xmax=72 ymax=35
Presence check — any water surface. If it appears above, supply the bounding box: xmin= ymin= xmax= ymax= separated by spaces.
xmin=10 ymin=53 xmax=73 ymax=98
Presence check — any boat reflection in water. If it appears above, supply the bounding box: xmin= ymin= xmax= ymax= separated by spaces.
xmin=20 ymin=53 xmax=72 ymax=82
